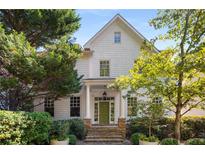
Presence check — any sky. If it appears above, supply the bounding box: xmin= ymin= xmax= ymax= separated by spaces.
xmin=73 ymin=9 xmax=174 ymax=50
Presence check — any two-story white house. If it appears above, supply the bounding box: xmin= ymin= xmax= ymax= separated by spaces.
xmin=34 ymin=14 xmax=205 ymax=134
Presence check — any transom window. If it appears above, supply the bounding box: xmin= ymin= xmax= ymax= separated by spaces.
xmin=127 ymin=97 xmax=137 ymax=116
xmin=100 ymin=60 xmax=110 ymax=77
xmin=153 ymin=97 xmax=162 ymax=104
xmin=114 ymin=32 xmax=121 ymax=43
xmin=70 ymin=96 xmax=80 ymax=117
xmin=44 ymin=97 xmax=54 ymax=117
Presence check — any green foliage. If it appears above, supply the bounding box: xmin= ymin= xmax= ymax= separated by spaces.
xmin=128 ymin=116 xmax=205 ymax=140
xmin=112 ymin=10 xmax=205 ymax=141
xmin=140 ymin=135 xmax=159 ymax=142
xmin=0 ymin=24 xmax=82 ymax=111
xmin=160 ymin=138 xmax=178 ymax=145
xmin=181 ymin=116 xmax=205 ymax=140
xmin=130 ymin=133 xmax=143 ymax=145
xmin=0 ymin=110 xmax=52 ymax=145
xmin=68 ymin=134 xmax=77 ymax=145
xmin=25 ymin=112 xmax=52 ymax=144
xmin=150 ymin=10 xmax=205 ymax=53
xmin=0 ymin=9 xmax=80 ymax=47
xmin=185 ymin=138 xmax=205 ymax=145
xmin=68 ymin=119 xmax=86 ymax=139
xmin=0 ymin=110 xmax=28 ymax=144
xmin=50 ymin=120 xmax=70 ymax=141
xmin=39 ymin=36 xmax=82 ymax=97
xmin=138 ymin=134 xmax=147 ymax=141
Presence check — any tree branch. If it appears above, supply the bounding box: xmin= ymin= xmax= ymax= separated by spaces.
xmin=186 ymin=10 xmax=202 ymax=53
xmin=181 ymin=99 xmax=205 ymax=116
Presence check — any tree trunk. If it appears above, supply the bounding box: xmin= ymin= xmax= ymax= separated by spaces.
xmin=175 ymin=106 xmax=181 ymax=143
xmin=148 ymin=119 xmax=152 ymax=137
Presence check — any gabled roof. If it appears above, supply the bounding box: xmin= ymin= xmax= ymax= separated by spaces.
xmin=84 ymin=14 xmax=159 ymax=52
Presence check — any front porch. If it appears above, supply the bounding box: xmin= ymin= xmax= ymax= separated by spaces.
xmin=82 ymin=78 xmax=126 ymax=141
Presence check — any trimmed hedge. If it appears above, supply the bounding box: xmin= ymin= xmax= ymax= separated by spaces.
xmin=127 ymin=116 xmax=205 ymax=140
xmin=0 ymin=110 xmax=52 ymax=145
xmin=185 ymin=138 xmax=205 ymax=145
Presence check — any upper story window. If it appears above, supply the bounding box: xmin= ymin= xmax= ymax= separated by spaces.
xmin=44 ymin=97 xmax=54 ymax=117
xmin=153 ymin=97 xmax=162 ymax=104
xmin=114 ymin=32 xmax=121 ymax=43
xmin=100 ymin=60 xmax=110 ymax=77
xmin=70 ymin=96 xmax=80 ymax=117
xmin=127 ymin=97 xmax=137 ymax=116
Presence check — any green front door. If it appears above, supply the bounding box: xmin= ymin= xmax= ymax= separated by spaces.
xmin=99 ymin=102 xmax=109 ymax=125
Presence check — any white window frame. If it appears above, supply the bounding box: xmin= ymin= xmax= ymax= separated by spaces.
xmin=127 ymin=97 xmax=137 ymax=117
xmin=94 ymin=97 xmax=115 ymax=124
xmin=44 ymin=96 xmax=54 ymax=117
xmin=99 ymin=60 xmax=110 ymax=77
xmin=109 ymin=100 xmax=115 ymax=124
xmin=114 ymin=32 xmax=121 ymax=43
xmin=70 ymin=96 xmax=81 ymax=118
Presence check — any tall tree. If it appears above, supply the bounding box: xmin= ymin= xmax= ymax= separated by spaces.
xmin=0 ymin=9 xmax=80 ymax=47
xmin=111 ymin=10 xmax=205 ymax=142
xmin=0 ymin=25 xmax=82 ymax=111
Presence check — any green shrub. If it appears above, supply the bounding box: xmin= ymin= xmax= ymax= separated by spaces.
xmin=69 ymin=134 xmax=77 ymax=145
xmin=0 ymin=110 xmax=52 ymax=145
xmin=138 ymin=134 xmax=147 ymax=141
xmin=139 ymin=135 xmax=159 ymax=142
xmin=130 ymin=133 xmax=144 ymax=145
xmin=127 ymin=116 xmax=205 ymax=140
xmin=68 ymin=119 xmax=85 ymax=139
xmin=185 ymin=138 xmax=205 ymax=145
xmin=160 ymin=138 xmax=178 ymax=145
xmin=50 ymin=120 xmax=70 ymax=141
xmin=146 ymin=136 xmax=159 ymax=142
xmin=0 ymin=111 xmax=28 ymax=145
xmin=181 ymin=116 xmax=205 ymax=140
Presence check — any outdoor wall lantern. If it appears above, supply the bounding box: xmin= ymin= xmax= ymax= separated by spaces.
xmin=102 ymin=91 xmax=107 ymax=100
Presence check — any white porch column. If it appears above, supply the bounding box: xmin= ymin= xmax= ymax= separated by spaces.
xmin=120 ymin=90 xmax=126 ymax=118
xmin=85 ymin=84 xmax=91 ymax=119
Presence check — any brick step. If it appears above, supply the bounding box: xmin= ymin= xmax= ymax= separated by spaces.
xmin=88 ymin=128 xmax=121 ymax=132
xmin=84 ymin=138 xmax=124 ymax=143
xmin=88 ymin=128 xmax=119 ymax=132
xmin=87 ymin=133 xmax=122 ymax=137
xmin=86 ymin=135 xmax=123 ymax=139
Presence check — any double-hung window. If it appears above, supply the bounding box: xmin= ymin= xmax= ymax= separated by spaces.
xmin=127 ymin=97 xmax=137 ymax=116
xmin=100 ymin=60 xmax=110 ymax=77
xmin=70 ymin=96 xmax=80 ymax=117
xmin=44 ymin=97 xmax=54 ymax=117
xmin=114 ymin=32 xmax=121 ymax=43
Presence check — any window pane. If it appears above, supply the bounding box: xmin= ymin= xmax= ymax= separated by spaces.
xmin=44 ymin=97 xmax=54 ymax=117
xmin=100 ymin=60 xmax=109 ymax=76
xmin=127 ymin=97 xmax=137 ymax=116
xmin=114 ymin=32 xmax=121 ymax=43
xmin=70 ymin=96 xmax=80 ymax=117
xmin=110 ymin=102 xmax=115 ymax=122
xmin=94 ymin=103 xmax=98 ymax=122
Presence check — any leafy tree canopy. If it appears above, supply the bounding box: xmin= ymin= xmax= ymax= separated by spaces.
xmin=0 ymin=9 xmax=80 ymax=47
xmin=0 ymin=25 xmax=82 ymax=111
xmin=111 ymin=9 xmax=205 ymax=142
